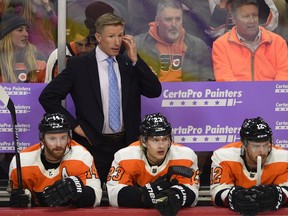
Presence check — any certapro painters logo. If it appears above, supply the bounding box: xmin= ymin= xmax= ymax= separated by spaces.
xmin=275 ymin=120 xmax=288 ymax=148
xmin=2 ymin=85 xmax=31 ymax=95
xmin=172 ymin=125 xmax=241 ymax=143
xmin=0 ymin=86 xmax=31 ymax=114
xmin=0 ymin=86 xmax=32 ymax=151
xmin=275 ymin=103 xmax=288 ymax=111
xmin=0 ymin=123 xmax=31 ymax=134
xmin=275 ymin=121 xmax=288 ymax=130
xmin=275 ymin=84 xmax=288 ymax=93
xmin=162 ymin=88 xmax=243 ymax=107
xmin=161 ymin=87 xmax=243 ymax=144
xmin=0 ymin=104 xmax=31 ymax=114
xmin=274 ymin=84 xmax=288 ymax=111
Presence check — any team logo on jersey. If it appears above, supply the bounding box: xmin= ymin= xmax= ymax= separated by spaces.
xmin=172 ymin=58 xmax=181 ymax=68
xmin=48 ymin=169 xmax=55 ymax=177
xmin=18 ymin=73 xmax=27 ymax=82
xmin=160 ymin=54 xmax=182 ymax=71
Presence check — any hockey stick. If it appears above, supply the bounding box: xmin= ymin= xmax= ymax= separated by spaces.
xmin=156 ymin=166 xmax=194 ymax=203
xmin=256 ymin=155 xmax=262 ymax=185
xmin=0 ymin=85 xmax=23 ymax=190
xmin=166 ymin=165 xmax=194 ymax=181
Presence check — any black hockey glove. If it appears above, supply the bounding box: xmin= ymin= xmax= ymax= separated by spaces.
xmin=249 ymin=184 xmax=284 ymax=212
xmin=42 ymin=176 xmax=83 ymax=207
xmin=10 ymin=189 xmax=32 ymax=208
xmin=228 ymin=186 xmax=260 ymax=215
xmin=142 ymin=175 xmax=178 ymax=208
xmin=154 ymin=185 xmax=186 ymax=216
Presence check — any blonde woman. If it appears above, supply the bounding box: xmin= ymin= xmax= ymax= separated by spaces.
xmin=0 ymin=10 xmax=46 ymax=83
xmin=3 ymin=0 xmax=57 ymax=59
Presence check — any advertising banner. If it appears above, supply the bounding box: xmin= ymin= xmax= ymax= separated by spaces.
xmin=0 ymin=82 xmax=287 ymax=152
xmin=141 ymin=82 xmax=288 ymax=151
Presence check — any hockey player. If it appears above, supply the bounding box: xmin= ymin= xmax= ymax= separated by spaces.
xmin=9 ymin=113 xmax=102 ymax=207
xmin=107 ymin=113 xmax=199 ymax=216
xmin=210 ymin=117 xmax=288 ymax=215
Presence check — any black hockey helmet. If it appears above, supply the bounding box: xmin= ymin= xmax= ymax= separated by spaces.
xmin=39 ymin=113 xmax=71 ymax=138
xmin=140 ymin=113 xmax=172 ymax=137
xmin=240 ymin=117 xmax=272 ymax=144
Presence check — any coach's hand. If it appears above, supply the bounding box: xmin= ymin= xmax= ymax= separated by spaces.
xmin=42 ymin=176 xmax=83 ymax=207
xmin=142 ymin=175 xmax=178 ymax=207
xmin=10 ymin=189 xmax=31 ymax=208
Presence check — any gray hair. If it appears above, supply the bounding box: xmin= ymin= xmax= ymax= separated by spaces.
xmin=156 ymin=0 xmax=183 ymax=16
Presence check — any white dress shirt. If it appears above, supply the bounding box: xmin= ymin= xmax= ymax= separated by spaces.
xmin=95 ymin=46 xmax=124 ymax=134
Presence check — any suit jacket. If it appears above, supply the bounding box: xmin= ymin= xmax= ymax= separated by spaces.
xmin=39 ymin=49 xmax=162 ymax=146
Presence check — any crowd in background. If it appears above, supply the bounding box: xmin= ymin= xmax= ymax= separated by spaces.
xmin=0 ymin=0 xmax=287 ymax=83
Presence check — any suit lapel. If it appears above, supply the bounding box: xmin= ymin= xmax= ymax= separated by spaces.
xmin=86 ymin=51 xmax=103 ymax=111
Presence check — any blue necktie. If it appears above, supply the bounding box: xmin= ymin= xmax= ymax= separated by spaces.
xmin=106 ymin=57 xmax=120 ymax=131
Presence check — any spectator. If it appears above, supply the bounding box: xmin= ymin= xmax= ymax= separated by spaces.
xmin=107 ymin=113 xmax=199 ymax=215
xmin=66 ymin=0 xmax=128 ymax=42
xmin=39 ymin=13 xmax=162 ymax=186
xmin=3 ymin=0 xmax=57 ymax=59
xmin=134 ymin=0 xmax=214 ymax=82
xmin=45 ymin=34 xmax=95 ymax=83
xmin=210 ymin=117 xmax=288 ymax=215
xmin=272 ymin=0 xmax=288 ymax=41
xmin=0 ymin=10 xmax=46 ymax=82
xmin=9 ymin=113 xmax=102 ymax=207
xmin=45 ymin=1 xmax=114 ymax=83
xmin=207 ymin=0 xmax=280 ymax=39
xmin=127 ymin=0 xmax=213 ymax=46
xmin=212 ymin=0 xmax=288 ymax=81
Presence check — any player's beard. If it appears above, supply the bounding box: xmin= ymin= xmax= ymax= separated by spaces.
xmin=246 ymin=150 xmax=268 ymax=168
xmin=45 ymin=147 xmax=66 ymax=162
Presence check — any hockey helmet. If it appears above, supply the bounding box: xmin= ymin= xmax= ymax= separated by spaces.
xmin=140 ymin=113 xmax=172 ymax=137
xmin=39 ymin=113 xmax=71 ymax=138
xmin=240 ymin=117 xmax=272 ymax=143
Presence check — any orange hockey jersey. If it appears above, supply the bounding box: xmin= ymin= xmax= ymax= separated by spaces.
xmin=9 ymin=140 xmax=102 ymax=206
xmin=210 ymin=142 xmax=288 ymax=206
xmin=107 ymin=141 xmax=200 ymax=207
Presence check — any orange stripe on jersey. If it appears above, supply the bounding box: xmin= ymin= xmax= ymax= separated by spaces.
xmin=107 ymin=141 xmax=200 ymax=207
xmin=10 ymin=141 xmax=98 ymax=192
xmin=210 ymin=142 xmax=288 ymax=202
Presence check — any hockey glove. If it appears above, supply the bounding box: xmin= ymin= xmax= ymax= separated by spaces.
xmin=142 ymin=175 xmax=178 ymax=207
xmin=228 ymin=186 xmax=260 ymax=215
xmin=42 ymin=176 xmax=83 ymax=207
xmin=250 ymin=184 xmax=284 ymax=212
xmin=10 ymin=189 xmax=32 ymax=208
xmin=154 ymin=185 xmax=186 ymax=216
